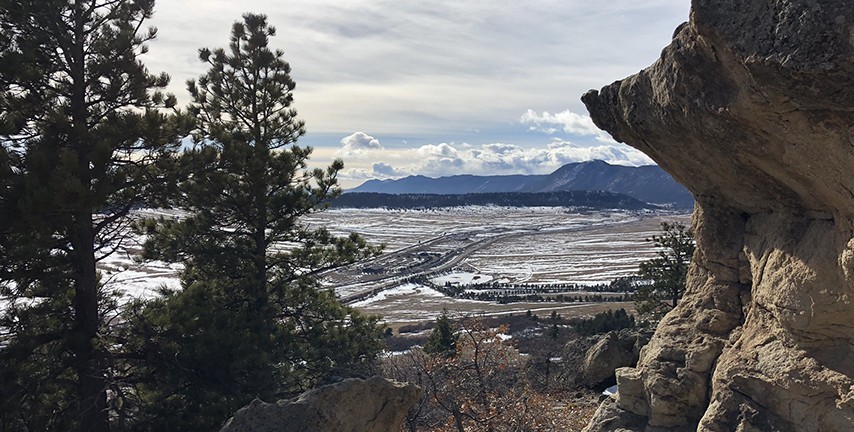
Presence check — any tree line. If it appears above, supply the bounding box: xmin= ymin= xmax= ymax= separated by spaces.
xmin=1 ymin=5 xmax=383 ymax=432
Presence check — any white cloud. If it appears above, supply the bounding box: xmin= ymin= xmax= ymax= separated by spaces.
xmin=372 ymin=161 xmax=406 ymax=177
xmin=544 ymin=139 xmax=654 ymax=166
xmin=147 ymin=1 xmax=690 ymax=136
xmin=338 ymin=161 xmax=412 ymax=182
xmin=520 ymin=109 xmax=617 ymax=143
xmin=338 ymin=131 xmax=383 ymax=158
xmin=418 ymin=143 xmax=459 ymax=159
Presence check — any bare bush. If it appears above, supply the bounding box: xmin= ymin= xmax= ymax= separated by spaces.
xmin=383 ymin=319 xmax=598 ymax=431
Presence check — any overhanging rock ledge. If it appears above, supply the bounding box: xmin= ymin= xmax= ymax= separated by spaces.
xmin=581 ymin=1 xmax=854 ymax=430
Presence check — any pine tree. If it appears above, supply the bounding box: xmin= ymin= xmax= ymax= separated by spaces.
xmin=547 ymin=311 xmax=560 ymax=339
xmin=123 ymin=14 xmax=384 ymax=430
xmin=424 ymin=309 xmax=458 ymax=355
xmin=635 ymin=222 xmax=695 ymax=320
xmin=0 ymin=1 xmax=186 ymax=431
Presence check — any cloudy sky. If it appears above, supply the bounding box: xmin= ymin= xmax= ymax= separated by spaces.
xmin=147 ymin=1 xmax=690 ymax=187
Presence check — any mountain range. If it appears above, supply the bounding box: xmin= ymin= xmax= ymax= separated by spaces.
xmin=331 ymin=190 xmax=655 ymax=210
xmin=349 ymin=160 xmax=694 ymax=208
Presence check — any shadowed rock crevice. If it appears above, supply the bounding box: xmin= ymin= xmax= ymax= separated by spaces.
xmin=581 ymin=0 xmax=853 ymax=430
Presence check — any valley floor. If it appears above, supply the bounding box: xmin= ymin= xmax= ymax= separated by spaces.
xmin=310 ymin=207 xmax=691 ymax=324
xmin=92 ymin=206 xmax=690 ymax=326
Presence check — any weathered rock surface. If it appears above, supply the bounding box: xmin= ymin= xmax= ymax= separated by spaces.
xmin=581 ymin=0 xmax=854 ymax=431
xmin=583 ymin=331 xmax=650 ymax=388
xmin=219 ymin=377 xmax=421 ymax=432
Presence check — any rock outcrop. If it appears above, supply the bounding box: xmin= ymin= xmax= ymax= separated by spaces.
xmin=583 ymin=331 xmax=650 ymax=389
xmin=219 ymin=377 xmax=421 ymax=432
xmin=581 ymin=1 xmax=854 ymax=431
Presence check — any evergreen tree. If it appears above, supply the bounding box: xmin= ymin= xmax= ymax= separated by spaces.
xmin=424 ymin=309 xmax=458 ymax=355
xmin=547 ymin=311 xmax=560 ymax=339
xmin=123 ymin=14 xmax=384 ymax=430
xmin=635 ymin=222 xmax=695 ymax=320
xmin=0 ymin=1 xmax=186 ymax=431
xmin=571 ymin=308 xmax=636 ymax=335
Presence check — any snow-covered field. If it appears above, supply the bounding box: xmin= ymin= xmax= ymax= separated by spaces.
xmin=75 ymin=206 xmax=689 ymax=323
xmin=303 ymin=207 xmax=638 ymax=252
xmin=305 ymin=207 xmax=690 ymax=323
xmin=307 ymin=207 xmax=686 ymax=285
xmin=97 ymin=209 xmax=185 ymax=303
xmin=463 ymin=224 xmax=669 ymax=285
xmin=100 ymin=250 xmax=182 ymax=302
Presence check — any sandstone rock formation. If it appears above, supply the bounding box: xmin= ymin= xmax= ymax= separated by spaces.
xmin=583 ymin=331 xmax=649 ymax=388
xmin=581 ymin=0 xmax=854 ymax=431
xmin=219 ymin=377 xmax=421 ymax=432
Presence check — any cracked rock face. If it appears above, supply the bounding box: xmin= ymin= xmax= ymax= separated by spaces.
xmin=219 ymin=377 xmax=421 ymax=432
xmin=581 ymin=0 xmax=854 ymax=431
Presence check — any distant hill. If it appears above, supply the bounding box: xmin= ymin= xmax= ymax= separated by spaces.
xmin=349 ymin=160 xmax=693 ymax=208
xmin=329 ymin=191 xmax=656 ymax=210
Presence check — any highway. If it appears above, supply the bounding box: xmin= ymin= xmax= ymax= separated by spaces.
xmin=335 ymin=223 xmax=621 ymax=304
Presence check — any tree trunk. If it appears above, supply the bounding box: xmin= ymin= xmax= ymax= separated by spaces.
xmin=251 ymin=111 xmax=268 ymax=307
xmin=69 ymin=4 xmax=109 ymax=430
xmin=70 ymin=218 xmax=108 ymax=432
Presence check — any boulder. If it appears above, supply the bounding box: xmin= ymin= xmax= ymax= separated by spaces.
xmin=581 ymin=0 xmax=854 ymax=430
xmin=219 ymin=377 xmax=421 ymax=432
xmin=582 ymin=331 xmax=648 ymax=388
xmin=584 ymin=397 xmax=647 ymax=432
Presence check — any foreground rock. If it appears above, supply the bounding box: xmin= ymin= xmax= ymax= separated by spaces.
xmin=581 ymin=0 xmax=854 ymax=431
xmin=582 ymin=330 xmax=650 ymax=389
xmin=219 ymin=377 xmax=421 ymax=432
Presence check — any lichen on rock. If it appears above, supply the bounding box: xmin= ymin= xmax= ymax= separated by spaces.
xmin=581 ymin=0 xmax=854 ymax=431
